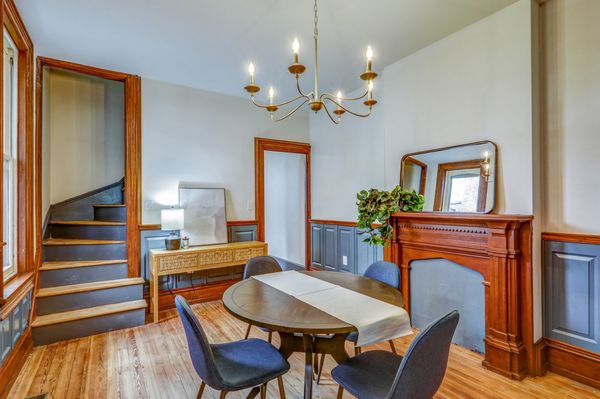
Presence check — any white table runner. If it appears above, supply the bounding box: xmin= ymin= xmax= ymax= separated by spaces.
xmin=252 ymin=271 xmax=413 ymax=347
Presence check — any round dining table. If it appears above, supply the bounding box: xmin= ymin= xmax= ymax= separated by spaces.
xmin=222 ymin=271 xmax=405 ymax=399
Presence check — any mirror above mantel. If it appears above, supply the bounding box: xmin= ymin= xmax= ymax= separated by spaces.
xmin=400 ymin=141 xmax=497 ymax=213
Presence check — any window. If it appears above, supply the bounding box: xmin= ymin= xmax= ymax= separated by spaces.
xmin=2 ymin=28 xmax=18 ymax=282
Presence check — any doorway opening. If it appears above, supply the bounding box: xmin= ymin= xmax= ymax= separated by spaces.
xmin=255 ymin=138 xmax=311 ymax=268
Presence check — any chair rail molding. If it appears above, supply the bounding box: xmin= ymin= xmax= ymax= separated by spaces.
xmin=388 ymin=212 xmax=534 ymax=380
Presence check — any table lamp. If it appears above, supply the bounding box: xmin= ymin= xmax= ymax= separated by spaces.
xmin=161 ymin=207 xmax=184 ymax=250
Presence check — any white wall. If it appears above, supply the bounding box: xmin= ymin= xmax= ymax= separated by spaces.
xmin=309 ymin=86 xmax=385 ymax=221
xmin=141 ymin=79 xmax=309 ymax=224
xmin=542 ymin=0 xmax=600 ymax=234
xmin=264 ymin=151 xmax=306 ymax=265
xmin=383 ymin=0 xmax=533 ymax=214
xmin=42 ymin=68 xmax=124 ymax=213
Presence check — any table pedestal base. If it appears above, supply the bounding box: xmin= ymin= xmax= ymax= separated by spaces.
xmin=278 ymin=332 xmax=349 ymax=399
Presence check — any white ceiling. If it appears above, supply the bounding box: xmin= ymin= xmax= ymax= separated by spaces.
xmin=16 ymin=0 xmax=517 ymax=100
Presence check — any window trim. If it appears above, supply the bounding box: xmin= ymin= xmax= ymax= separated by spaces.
xmin=0 ymin=0 xmax=34 ymax=303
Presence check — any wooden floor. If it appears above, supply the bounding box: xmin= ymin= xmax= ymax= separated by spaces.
xmin=9 ymin=301 xmax=600 ymax=399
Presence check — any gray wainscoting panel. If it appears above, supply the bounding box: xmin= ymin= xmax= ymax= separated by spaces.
xmin=544 ymin=241 xmax=600 ymax=353
xmin=337 ymin=226 xmax=356 ymax=273
xmin=0 ymin=291 xmax=31 ymax=366
xmin=410 ymin=259 xmax=485 ymax=353
xmin=323 ymin=225 xmax=338 ymax=271
xmin=310 ymin=223 xmax=383 ymax=275
xmin=310 ymin=224 xmax=323 ymax=270
xmin=228 ymin=225 xmax=257 ymax=242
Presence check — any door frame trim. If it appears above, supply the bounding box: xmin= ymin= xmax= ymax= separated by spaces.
xmin=254 ymin=138 xmax=311 ymax=268
xmin=35 ymin=57 xmax=142 ymax=277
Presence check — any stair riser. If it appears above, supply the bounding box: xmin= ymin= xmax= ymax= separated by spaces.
xmin=32 ymin=308 xmax=145 ymax=346
xmin=94 ymin=207 xmax=126 ymax=222
xmin=36 ymin=284 xmax=143 ymax=315
xmin=40 ymin=263 xmax=128 ymax=288
xmin=43 ymin=244 xmax=126 ymax=261
xmin=49 ymin=224 xmax=126 ymax=240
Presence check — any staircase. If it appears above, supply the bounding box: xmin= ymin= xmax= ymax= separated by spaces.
xmin=32 ymin=190 xmax=146 ymax=345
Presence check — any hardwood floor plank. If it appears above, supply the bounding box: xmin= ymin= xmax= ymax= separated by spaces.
xmin=9 ymin=300 xmax=600 ymax=399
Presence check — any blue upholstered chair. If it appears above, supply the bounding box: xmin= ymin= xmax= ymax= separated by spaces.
xmin=175 ymin=296 xmax=289 ymax=399
xmin=243 ymin=256 xmax=282 ymax=343
xmin=332 ymin=310 xmax=459 ymax=399
xmin=349 ymin=261 xmax=401 ymax=355
xmin=315 ymin=261 xmax=401 ymax=384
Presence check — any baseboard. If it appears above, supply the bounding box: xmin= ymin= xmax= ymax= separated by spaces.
xmin=538 ymin=338 xmax=600 ymax=389
xmin=0 ymin=328 xmax=33 ymax=398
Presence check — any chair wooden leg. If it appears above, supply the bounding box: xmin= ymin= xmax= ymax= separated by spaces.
xmin=388 ymin=339 xmax=397 ymax=354
xmin=260 ymin=383 xmax=267 ymax=399
xmin=268 ymin=331 xmax=273 ymax=343
xmin=219 ymin=391 xmax=227 ymax=399
xmin=246 ymin=387 xmax=260 ymax=399
xmin=277 ymin=376 xmax=286 ymax=399
xmin=337 ymin=385 xmax=344 ymax=399
xmin=244 ymin=324 xmax=252 ymax=339
xmin=196 ymin=382 xmax=205 ymax=399
xmin=316 ymin=353 xmax=326 ymax=384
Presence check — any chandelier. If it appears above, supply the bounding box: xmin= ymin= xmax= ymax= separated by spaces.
xmin=243 ymin=0 xmax=378 ymax=124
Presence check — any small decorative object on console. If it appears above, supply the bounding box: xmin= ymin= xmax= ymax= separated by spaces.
xmin=161 ymin=207 xmax=184 ymax=250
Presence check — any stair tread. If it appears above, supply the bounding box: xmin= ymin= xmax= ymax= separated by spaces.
xmin=32 ymin=300 xmax=147 ymax=328
xmin=43 ymin=238 xmax=126 ymax=245
xmin=49 ymin=220 xmax=125 ymax=226
xmin=37 ymin=277 xmax=145 ymax=297
xmin=93 ymin=204 xmax=126 ymax=208
xmin=40 ymin=259 xmax=128 ymax=271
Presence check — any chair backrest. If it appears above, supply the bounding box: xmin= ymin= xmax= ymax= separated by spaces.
xmin=175 ymin=296 xmax=224 ymax=389
xmin=364 ymin=261 xmax=400 ymax=289
xmin=388 ymin=310 xmax=460 ymax=399
xmin=243 ymin=256 xmax=282 ymax=280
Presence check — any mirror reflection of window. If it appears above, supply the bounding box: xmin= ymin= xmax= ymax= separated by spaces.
xmin=444 ymin=170 xmax=481 ymax=212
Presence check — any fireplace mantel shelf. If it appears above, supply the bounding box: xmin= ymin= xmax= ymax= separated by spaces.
xmin=389 ymin=212 xmax=534 ymax=380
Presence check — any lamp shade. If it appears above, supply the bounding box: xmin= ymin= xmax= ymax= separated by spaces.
xmin=161 ymin=208 xmax=184 ymax=231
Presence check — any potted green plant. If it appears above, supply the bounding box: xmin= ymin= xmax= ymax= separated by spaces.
xmin=356 ymin=186 xmax=425 ymax=246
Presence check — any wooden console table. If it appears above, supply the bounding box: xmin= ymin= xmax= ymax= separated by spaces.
xmin=149 ymin=241 xmax=268 ymax=322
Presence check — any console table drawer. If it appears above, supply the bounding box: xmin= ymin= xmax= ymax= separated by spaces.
xmin=156 ymin=254 xmax=199 ymax=272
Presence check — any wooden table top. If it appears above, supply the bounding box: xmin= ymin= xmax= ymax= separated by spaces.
xmin=222 ymin=271 xmax=404 ymax=334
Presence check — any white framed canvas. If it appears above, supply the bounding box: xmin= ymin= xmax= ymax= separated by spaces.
xmin=178 ymin=185 xmax=228 ymax=246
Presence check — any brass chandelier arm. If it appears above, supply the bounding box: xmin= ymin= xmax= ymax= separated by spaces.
xmin=295 ymin=75 xmax=312 ymax=98
xmin=322 ymin=97 xmax=373 ymax=118
xmin=250 ymin=94 xmax=308 ymax=109
xmin=273 ymin=99 xmax=310 ymax=122
xmin=320 ymin=101 xmax=341 ymax=125
xmin=320 ymin=89 xmax=369 ymax=102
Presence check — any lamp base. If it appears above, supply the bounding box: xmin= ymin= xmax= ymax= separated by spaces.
xmin=165 ymin=236 xmax=181 ymax=251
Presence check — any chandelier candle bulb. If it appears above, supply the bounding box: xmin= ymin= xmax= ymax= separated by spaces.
xmin=248 ymin=63 xmax=255 ymax=84
xmin=366 ymin=46 xmax=373 ymax=71
xmin=269 ymin=87 xmax=274 ymax=105
xmin=293 ymin=38 xmax=300 ymax=63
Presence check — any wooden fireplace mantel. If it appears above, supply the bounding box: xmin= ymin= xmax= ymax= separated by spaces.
xmin=389 ymin=212 xmax=534 ymax=380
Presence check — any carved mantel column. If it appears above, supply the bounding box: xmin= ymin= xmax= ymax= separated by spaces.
xmin=389 ymin=212 xmax=533 ymax=379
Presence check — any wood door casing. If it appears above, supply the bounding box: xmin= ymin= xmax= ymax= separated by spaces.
xmin=254 ymin=138 xmax=311 ymax=268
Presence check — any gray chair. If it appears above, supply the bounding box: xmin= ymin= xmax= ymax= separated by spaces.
xmin=175 ymin=296 xmax=289 ymax=399
xmin=332 ymin=310 xmax=459 ymax=399
xmin=315 ymin=261 xmax=401 ymax=383
xmin=243 ymin=256 xmax=282 ymax=343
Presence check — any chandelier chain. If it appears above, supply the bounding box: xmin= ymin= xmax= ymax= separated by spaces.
xmin=314 ymin=0 xmax=318 ymax=38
